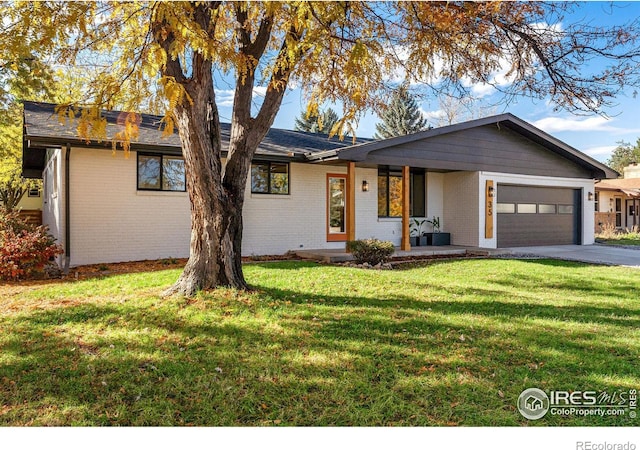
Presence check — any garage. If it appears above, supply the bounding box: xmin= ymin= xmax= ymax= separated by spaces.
xmin=496 ymin=184 xmax=582 ymax=247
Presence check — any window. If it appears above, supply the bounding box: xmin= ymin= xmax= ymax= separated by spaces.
xmin=327 ymin=174 xmax=347 ymax=240
xmin=377 ymin=167 xmax=425 ymax=217
xmin=559 ymin=204 xmax=574 ymax=214
xmin=517 ymin=203 xmax=537 ymax=214
xmin=251 ymin=162 xmax=289 ymax=194
xmin=410 ymin=172 xmax=426 ymax=217
xmin=28 ymin=187 xmax=40 ymax=197
xmin=538 ymin=204 xmax=557 ymax=214
xmin=137 ymin=153 xmax=186 ymax=191
xmin=496 ymin=203 xmax=515 ymax=213
xmin=594 ymin=192 xmax=599 ymax=212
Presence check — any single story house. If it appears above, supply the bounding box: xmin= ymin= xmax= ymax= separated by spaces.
xmin=22 ymin=101 xmax=617 ymax=267
xmin=594 ymin=163 xmax=640 ymax=231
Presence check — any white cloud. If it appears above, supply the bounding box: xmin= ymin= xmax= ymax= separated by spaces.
xmin=215 ymin=86 xmax=269 ymax=108
xmin=253 ymin=86 xmax=267 ymax=97
xmin=461 ymin=57 xmax=519 ymax=99
xmin=583 ymin=145 xmax=617 ymax=158
xmin=532 ymin=116 xmax=613 ymax=133
xmin=216 ymin=89 xmax=235 ymax=107
xmin=420 ymin=108 xmax=445 ymax=120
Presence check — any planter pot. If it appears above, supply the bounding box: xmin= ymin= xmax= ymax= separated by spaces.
xmin=426 ymin=232 xmax=451 ymax=246
xmin=411 ymin=236 xmax=429 ymax=246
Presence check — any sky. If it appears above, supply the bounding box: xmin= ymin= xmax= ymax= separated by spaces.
xmin=213 ymin=1 xmax=640 ymax=165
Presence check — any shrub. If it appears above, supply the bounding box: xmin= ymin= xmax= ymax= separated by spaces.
xmin=346 ymin=238 xmax=395 ymax=265
xmin=0 ymin=209 xmax=63 ymax=280
xmin=596 ymin=222 xmax=618 ymax=239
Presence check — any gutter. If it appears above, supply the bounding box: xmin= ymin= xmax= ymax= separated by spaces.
xmin=304 ymin=149 xmax=340 ymax=162
xmin=63 ymin=143 xmax=71 ymax=275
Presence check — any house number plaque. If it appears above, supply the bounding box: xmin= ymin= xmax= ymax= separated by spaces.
xmin=485 ymin=180 xmax=494 ymax=239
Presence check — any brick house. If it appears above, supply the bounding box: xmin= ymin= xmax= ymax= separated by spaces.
xmin=22 ymin=101 xmax=616 ymax=267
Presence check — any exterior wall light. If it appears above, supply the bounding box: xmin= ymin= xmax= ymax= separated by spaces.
xmin=362 ymin=180 xmax=369 ymax=192
xmin=588 ymin=191 xmax=594 ymax=201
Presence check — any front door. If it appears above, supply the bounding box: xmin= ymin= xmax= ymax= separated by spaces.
xmin=626 ymin=199 xmax=639 ymax=229
xmin=327 ymin=174 xmax=348 ymax=241
xmin=615 ymin=197 xmax=623 ymax=228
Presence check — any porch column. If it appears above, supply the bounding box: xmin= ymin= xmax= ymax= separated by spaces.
xmin=346 ymin=161 xmax=356 ymax=246
xmin=401 ymin=165 xmax=411 ymax=251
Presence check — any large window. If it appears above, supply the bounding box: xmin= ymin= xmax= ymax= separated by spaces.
xmin=137 ymin=153 xmax=186 ymax=191
xmin=251 ymin=162 xmax=289 ymax=194
xmin=377 ymin=167 xmax=425 ymax=217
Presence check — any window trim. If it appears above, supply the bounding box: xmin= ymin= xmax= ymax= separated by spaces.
xmin=377 ymin=166 xmax=425 ymax=218
xmin=250 ymin=161 xmax=291 ymax=195
xmin=326 ymin=173 xmax=348 ymax=242
xmin=136 ymin=152 xmax=186 ymax=192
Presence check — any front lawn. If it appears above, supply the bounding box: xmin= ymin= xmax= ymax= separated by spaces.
xmin=1 ymin=259 xmax=638 ymax=426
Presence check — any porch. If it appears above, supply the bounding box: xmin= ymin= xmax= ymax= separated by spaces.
xmin=294 ymin=246 xmax=505 ymax=263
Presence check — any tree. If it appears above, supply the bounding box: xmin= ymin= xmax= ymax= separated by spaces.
xmin=294 ymin=107 xmax=339 ymax=135
xmin=374 ymin=86 xmax=429 ymax=139
xmin=0 ymin=100 xmax=41 ymax=212
xmin=2 ymin=2 xmax=640 ymax=295
xmin=430 ymin=94 xmax=497 ymax=127
xmin=607 ymin=139 xmax=640 ymax=175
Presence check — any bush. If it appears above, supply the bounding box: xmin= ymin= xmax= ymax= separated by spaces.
xmin=346 ymin=238 xmax=395 ymax=265
xmin=0 ymin=209 xmax=63 ymax=280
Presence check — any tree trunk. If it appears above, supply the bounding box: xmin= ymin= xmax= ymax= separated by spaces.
xmin=162 ymin=66 xmax=249 ymax=297
xmin=156 ymin=3 xmax=291 ymax=296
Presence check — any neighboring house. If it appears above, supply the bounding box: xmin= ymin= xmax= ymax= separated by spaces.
xmin=594 ymin=163 xmax=640 ymax=231
xmin=22 ymin=101 xmax=616 ymax=267
xmin=0 ymin=184 xmax=43 ymax=225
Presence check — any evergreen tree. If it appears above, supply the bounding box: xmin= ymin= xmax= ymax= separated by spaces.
xmin=294 ymin=107 xmax=339 ymax=135
xmin=374 ymin=86 xmax=429 ymax=139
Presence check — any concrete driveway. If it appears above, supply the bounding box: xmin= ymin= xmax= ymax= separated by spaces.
xmin=503 ymin=245 xmax=640 ymax=267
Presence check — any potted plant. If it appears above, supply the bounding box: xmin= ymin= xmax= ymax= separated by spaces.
xmin=425 ymin=216 xmax=451 ymax=246
xmin=410 ymin=218 xmax=428 ymax=246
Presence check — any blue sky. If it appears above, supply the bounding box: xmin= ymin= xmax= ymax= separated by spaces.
xmin=214 ymin=2 xmax=640 ymax=164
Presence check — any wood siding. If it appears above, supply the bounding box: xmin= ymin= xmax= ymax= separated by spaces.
xmin=365 ymin=125 xmax=593 ymax=178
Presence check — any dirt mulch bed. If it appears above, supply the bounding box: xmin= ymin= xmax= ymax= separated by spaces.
xmin=0 ymin=253 xmax=304 ymax=287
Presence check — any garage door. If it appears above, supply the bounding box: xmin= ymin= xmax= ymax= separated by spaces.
xmin=497 ymin=185 xmax=581 ymax=247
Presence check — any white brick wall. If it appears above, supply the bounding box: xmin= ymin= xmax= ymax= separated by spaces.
xmin=69 ymin=148 xmax=190 ymax=266
xmin=426 ymin=172 xmax=444 ymax=227
xmin=61 ymin=150 xmax=411 ymax=265
xmin=46 ymin=148 xmax=598 ymax=265
xmin=443 ymin=171 xmax=480 ymax=246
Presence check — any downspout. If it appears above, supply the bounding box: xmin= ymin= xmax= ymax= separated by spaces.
xmin=63 ymin=144 xmax=71 ymax=275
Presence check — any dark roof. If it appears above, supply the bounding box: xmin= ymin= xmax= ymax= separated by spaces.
xmin=22 ymin=101 xmax=371 ymax=177
xmin=309 ymin=113 xmax=618 ymax=180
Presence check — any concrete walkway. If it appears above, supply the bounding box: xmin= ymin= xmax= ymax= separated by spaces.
xmin=503 ymin=244 xmax=640 ymax=267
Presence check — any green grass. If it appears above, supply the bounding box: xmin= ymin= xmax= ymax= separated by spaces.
xmin=597 ymin=236 xmax=640 ymax=246
xmin=1 ymin=259 xmax=639 ymax=426
xmin=597 ymin=229 xmax=640 ymax=246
